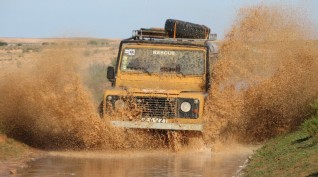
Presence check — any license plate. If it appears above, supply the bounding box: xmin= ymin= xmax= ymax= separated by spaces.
xmin=141 ymin=117 xmax=168 ymax=123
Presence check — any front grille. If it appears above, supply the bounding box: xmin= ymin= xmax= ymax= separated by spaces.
xmin=136 ymin=97 xmax=176 ymax=118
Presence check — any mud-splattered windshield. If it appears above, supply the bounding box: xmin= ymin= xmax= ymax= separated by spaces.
xmin=120 ymin=46 xmax=205 ymax=75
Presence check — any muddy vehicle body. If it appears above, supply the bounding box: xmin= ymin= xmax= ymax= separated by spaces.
xmin=100 ymin=19 xmax=217 ymax=131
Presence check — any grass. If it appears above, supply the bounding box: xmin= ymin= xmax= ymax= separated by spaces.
xmin=0 ymin=135 xmax=30 ymax=161
xmin=0 ymin=120 xmax=29 ymax=161
xmin=0 ymin=120 xmax=31 ymax=161
xmin=243 ymin=99 xmax=318 ymax=177
xmin=22 ymin=45 xmax=42 ymax=53
xmin=243 ymin=130 xmax=318 ymax=177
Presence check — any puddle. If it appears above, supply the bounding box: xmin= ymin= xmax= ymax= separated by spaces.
xmin=19 ymin=151 xmax=250 ymax=177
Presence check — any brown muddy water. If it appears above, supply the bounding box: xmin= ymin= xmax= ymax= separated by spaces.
xmin=18 ymin=150 xmax=251 ymax=177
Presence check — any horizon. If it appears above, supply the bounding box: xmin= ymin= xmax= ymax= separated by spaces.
xmin=1 ymin=0 xmax=318 ymax=39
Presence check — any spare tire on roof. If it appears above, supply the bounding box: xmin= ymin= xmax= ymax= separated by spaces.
xmin=165 ymin=19 xmax=210 ymax=39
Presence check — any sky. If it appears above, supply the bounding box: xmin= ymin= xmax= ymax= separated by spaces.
xmin=1 ymin=0 xmax=317 ymax=39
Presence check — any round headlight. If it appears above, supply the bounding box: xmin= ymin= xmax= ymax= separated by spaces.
xmin=180 ymin=102 xmax=191 ymax=112
xmin=115 ymin=100 xmax=125 ymax=110
xmin=107 ymin=96 xmax=112 ymax=101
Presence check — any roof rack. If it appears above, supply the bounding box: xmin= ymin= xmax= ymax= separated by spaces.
xmin=132 ymin=28 xmax=217 ymax=41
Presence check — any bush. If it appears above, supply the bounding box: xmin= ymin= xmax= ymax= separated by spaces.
xmin=311 ymin=99 xmax=318 ymax=115
xmin=0 ymin=41 xmax=8 ymax=46
xmin=302 ymin=99 xmax=318 ymax=139
xmin=22 ymin=46 xmax=42 ymax=53
xmin=87 ymin=40 xmax=98 ymax=46
xmin=100 ymin=42 xmax=109 ymax=46
xmin=302 ymin=116 xmax=318 ymax=138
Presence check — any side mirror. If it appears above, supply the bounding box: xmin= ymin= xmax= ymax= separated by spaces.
xmin=107 ymin=66 xmax=115 ymax=82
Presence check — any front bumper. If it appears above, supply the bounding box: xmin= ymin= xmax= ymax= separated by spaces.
xmin=111 ymin=121 xmax=203 ymax=131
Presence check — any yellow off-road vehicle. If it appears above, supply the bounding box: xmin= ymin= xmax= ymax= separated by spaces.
xmin=100 ymin=19 xmax=217 ymax=131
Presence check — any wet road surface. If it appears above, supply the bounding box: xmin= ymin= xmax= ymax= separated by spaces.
xmin=18 ymin=150 xmax=251 ymax=177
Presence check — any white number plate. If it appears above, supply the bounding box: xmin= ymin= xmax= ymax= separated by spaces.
xmin=141 ymin=118 xmax=168 ymax=123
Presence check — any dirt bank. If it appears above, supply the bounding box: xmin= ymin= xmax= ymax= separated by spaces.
xmin=0 ymin=134 xmax=43 ymax=176
xmin=242 ymin=128 xmax=318 ymax=176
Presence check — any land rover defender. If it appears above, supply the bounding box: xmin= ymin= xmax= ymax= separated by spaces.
xmin=100 ymin=19 xmax=217 ymax=131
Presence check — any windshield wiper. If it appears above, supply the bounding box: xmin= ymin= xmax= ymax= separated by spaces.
xmin=176 ymin=65 xmax=185 ymax=77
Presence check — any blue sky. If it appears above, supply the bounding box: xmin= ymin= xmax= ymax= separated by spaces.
xmin=1 ymin=0 xmax=317 ymax=39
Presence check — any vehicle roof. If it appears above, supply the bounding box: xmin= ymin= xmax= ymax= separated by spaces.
xmin=120 ymin=37 xmax=219 ymax=54
xmin=120 ymin=37 xmax=210 ymax=48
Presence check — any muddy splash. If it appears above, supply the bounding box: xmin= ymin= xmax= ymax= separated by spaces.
xmin=204 ymin=5 xmax=318 ymax=144
xmin=0 ymin=5 xmax=317 ymax=150
xmin=0 ymin=47 xmax=171 ymax=150
xmin=0 ymin=48 xmax=107 ymax=149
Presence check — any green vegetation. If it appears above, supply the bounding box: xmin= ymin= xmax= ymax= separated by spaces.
xmin=0 ymin=92 xmax=30 ymax=162
xmin=87 ymin=40 xmax=98 ymax=46
xmin=0 ymin=135 xmax=30 ymax=161
xmin=100 ymin=41 xmax=109 ymax=46
xmin=302 ymin=117 xmax=318 ymax=142
xmin=302 ymin=99 xmax=318 ymax=142
xmin=87 ymin=39 xmax=110 ymax=46
xmin=22 ymin=45 xmax=42 ymax=53
xmin=0 ymin=41 xmax=8 ymax=46
xmin=243 ymin=99 xmax=318 ymax=177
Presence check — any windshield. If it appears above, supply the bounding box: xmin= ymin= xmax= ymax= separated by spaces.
xmin=120 ymin=45 xmax=205 ymax=75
